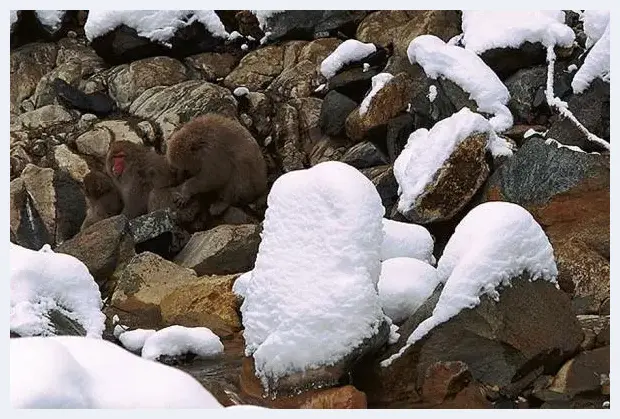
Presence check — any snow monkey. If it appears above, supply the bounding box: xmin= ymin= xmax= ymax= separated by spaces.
xmin=165 ymin=113 xmax=268 ymax=216
xmin=105 ymin=140 xmax=178 ymax=220
xmin=80 ymin=170 xmax=123 ymax=231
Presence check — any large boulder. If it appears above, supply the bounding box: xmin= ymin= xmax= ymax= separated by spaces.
xmin=10 ymin=42 xmax=58 ymax=115
xmin=258 ymin=11 xmax=367 ymax=43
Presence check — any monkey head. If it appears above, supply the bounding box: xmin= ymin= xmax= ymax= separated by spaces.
xmin=83 ymin=170 xmax=115 ymax=199
xmin=106 ymin=141 xmax=141 ymax=178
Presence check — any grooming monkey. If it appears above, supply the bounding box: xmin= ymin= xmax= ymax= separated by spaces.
xmin=80 ymin=170 xmax=123 ymax=230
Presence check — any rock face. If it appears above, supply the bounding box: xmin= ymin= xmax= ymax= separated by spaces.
xmin=353 ymin=278 xmax=583 ymax=408
xmin=320 ymin=90 xmax=358 ymax=137
xmin=483 ymin=138 xmax=610 ymax=315
xmin=259 ymin=11 xmax=367 ymax=42
xmin=174 ymin=224 xmax=262 ymax=276
xmin=10 ymin=42 xmax=58 ymax=115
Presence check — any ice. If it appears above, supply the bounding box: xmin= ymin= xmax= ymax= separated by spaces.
xmin=408 ymin=34 xmax=513 ymax=132
xmin=241 ymin=161 xmax=386 ymax=390
xmin=393 ymin=108 xmax=496 ymax=215
xmin=10 ymin=336 xmax=223 ymax=408
xmin=119 ymin=329 xmax=156 ymax=353
xmin=381 ymin=202 xmax=557 ymax=366
xmin=10 ymin=243 xmax=105 ymax=338
xmin=84 ymin=11 xmax=228 ymax=45
xmin=35 ymin=10 xmax=66 ymax=32
xmin=581 ymin=10 xmax=610 ymax=48
xmin=381 ymin=219 xmax=435 ymax=264
xmin=378 ymin=258 xmax=440 ymax=324
xmin=232 ymin=271 xmax=252 ymax=299
xmin=141 ymin=325 xmax=224 ymax=361
xmin=359 ymin=73 xmax=394 ymax=116
xmin=571 ymin=22 xmax=610 ymax=94
xmin=320 ymin=39 xmax=377 ymax=79
xmin=461 ymin=11 xmax=575 ymax=54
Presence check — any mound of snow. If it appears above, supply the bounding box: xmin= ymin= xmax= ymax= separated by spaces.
xmin=381 ymin=202 xmax=557 ymax=366
xmin=378 ymin=258 xmax=440 ymax=324
xmin=141 ymin=325 xmax=224 ymax=361
xmin=381 ymin=219 xmax=435 ymax=264
xmin=581 ymin=10 xmax=610 ymax=48
xmin=118 ymin=329 xmax=156 ymax=353
xmin=251 ymin=10 xmax=285 ymax=30
xmin=232 ymin=271 xmax=252 ymax=299
xmin=320 ymin=39 xmax=377 ymax=79
xmin=408 ymin=34 xmax=513 ymax=132
xmin=241 ymin=161 xmax=386 ymax=390
xmin=84 ymin=11 xmax=228 ymax=45
xmin=394 ymin=108 xmax=506 ymax=215
xmin=571 ymin=22 xmax=610 ymax=94
xmin=359 ymin=73 xmax=394 ymax=116
xmin=461 ymin=11 xmax=575 ymax=54
xmin=10 ymin=243 xmax=105 ymax=338
xmin=35 ymin=10 xmax=66 ymax=32
xmin=10 ymin=336 xmax=223 ymax=408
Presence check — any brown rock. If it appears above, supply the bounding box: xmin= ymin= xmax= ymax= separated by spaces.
xmin=20 ymin=164 xmax=56 ymax=239
xmin=345 ymin=72 xmax=415 ymax=142
xmin=300 ymin=386 xmax=367 ymax=409
xmin=356 ymin=11 xmax=418 ymax=48
xmin=309 ymin=136 xmax=348 ymax=166
xmin=273 ymin=102 xmax=306 ymax=171
xmin=160 ymin=275 xmax=241 ymax=338
xmin=224 ymin=46 xmax=284 ymax=91
xmin=577 ymin=315 xmax=610 ymax=351
xmin=421 ymin=361 xmax=491 ymax=408
xmin=14 ymin=105 xmax=75 ymax=131
xmin=10 ymin=43 xmax=58 ymax=114
xmin=185 ymin=52 xmax=239 ymax=82
xmin=52 ymin=144 xmax=89 ymax=183
xmin=548 ymin=346 xmax=609 ymax=397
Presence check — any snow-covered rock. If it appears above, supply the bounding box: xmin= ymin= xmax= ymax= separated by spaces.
xmin=381 ymin=201 xmax=558 ymax=366
xmin=34 ymin=10 xmax=66 ymax=33
xmin=381 ymin=219 xmax=435 ymax=264
xmin=10 ymin=243 xmax=105 ymax=338
xmin=378 ymin=258 xmax=440 ymax=324
xmin=241 ymin=161 xmax=387 ymax=391
xmin=118 ymin=329 xmax=156 ymax=353
xmin=572 ymin=23 xmax=610 ymax=94
xmin=359 ymin=73 xmax=394 ymax=116
xmin=581 ymin=10 xmax=610 ymax=49
xmin=320 ymin=39 xmax=377 ymax=79
xmin=10 ymin=336 xmax=223 ymax=408
xmin=408 ymin=34 xmax=513 ymax=132
xmin=141 ymin=325 xmax=224 ymax=361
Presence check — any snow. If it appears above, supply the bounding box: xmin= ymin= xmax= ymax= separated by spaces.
xmin=320 ymin=40 xmax=377 ymax=80
xmin=10 ymin=243 xmax=105 ymax=338
xmin=408 ymin=34 xmax=513 ymax=132
xmin=241 ymin=161 xmax=386 ymax=390
xmin=381 ymin=219 xmax=435 ymax=264
xmin=393 ymin=108 xmax=497 ymax=215
xmin=119 ymin=329 xmax=156 ymax=353
xmin=233 ymin=87 xmax=250 ymax=97
xmin=359 ymin=73 xmax=394 ymax=116
xmin=461 ymin=11 xmax=575 ymax=54
xmin=427 ymin=85 xmax=438 ymax=102
xmin=252 ymin=10 xmax=285 ymax=30
xmin=141 ymin=325 xmax=224 ymax=361
xmin=35 ymin=10 xmax=66 ymax=32
xmin=571 ymin=22 xmax=610 ymax=94
xmin=524 ymin=128 xmax=545 ymax=138
xmin=545 ymin=138 xmax=597 ymax=154
xmin=84 ymin=11 xmax=228 ymax=45
xmin=241 ymin=43 xmax=249 ymax=51
xmin=314 ymin=83 xmax=327 ymax=93
xmin=581 ymin=10 xmax=610 ymax=48
xmin=232 ymin=271 xmax=252 ymax=299
xmin=113 ymin=324 xmax=128 ymax=339
xmin=381 ymin=202 xmax=558 ymax=367
xmin=388 ymin=323 xmax=401 ymax=344
xmin=10 ymin=10 xmax=19 ymax=31
xmin=378 ymin=258 xmax=440 ymax=324
xmin=567 ymin=64 xmax=578 ymax=73
xmin=10 ymin=336 xmax=223 ymax=408
xmin=228 ymin=30 xmax=243 ymax=41
xmin=363 ymin=63 xmax=370 ymax=72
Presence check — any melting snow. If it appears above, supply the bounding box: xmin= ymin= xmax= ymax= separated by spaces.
xmin=581 ymin=10 xmax=610 ymax=48
xmin=572 ymin=22 xmax=610 ymax=94
xmin=320 ymin=39 xmax=377 ymax=79
xmin=233 ymin=86 xmax=250 ymax=97
xmin=381 ymin=219 xmax=435 ymax=265
xmin=427 ymin=85 xmax=438 ymax=102
xmin=35 ymin=10 xmax=66 ymax=32
xmin=359 ymin=73 xmax=394 ymax=116
xmin=141 ymin=325 xmax=224 ymax=361
xmin=118 ymin=329 xmax=156 ymax=353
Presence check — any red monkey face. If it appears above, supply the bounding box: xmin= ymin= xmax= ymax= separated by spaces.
xmin=111 ymin=152 xmax=126 ymax=176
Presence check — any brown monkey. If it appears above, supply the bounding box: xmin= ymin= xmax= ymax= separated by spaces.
xmin=80 ymin=170 xmax=123 ymax=230
xmin=105 ymin=140 xmax=177 ymax=220
xmin=165 ymin=113 xmax=268 ymax=215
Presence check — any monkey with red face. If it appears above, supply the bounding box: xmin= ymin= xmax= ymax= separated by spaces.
xmin=80 ymin=170 xmax=123 ymax=230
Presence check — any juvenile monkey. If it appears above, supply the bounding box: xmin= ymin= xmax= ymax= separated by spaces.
xmin=80 ymin=170 xmax=123 ymax=230
xmin=105 ymin=140 xmax=177 ymax=220
xmin=165 ymin=113 xmax=268 ymax=215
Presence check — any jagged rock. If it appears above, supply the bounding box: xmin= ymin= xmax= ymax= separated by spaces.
xmin=18 ymin=164 xmax=56 ymax=245
xmin=223 ymin=45 xmax=284 ymax=91
xmin=478 ymin=42 xmax=547 ymax=80
xmin=259 ymin=11 xmax=367 ymax=43
xmin=340 ymin=142 xmax=388 ymax=169
xmin=320 ymin=90 xmax=358 ymax=137
xmin=577 ymin=315 xmax=610 ymax=351
xmin=398 ymin=133 xmax=490 ymax=224
xmin=419 ymin=361 xmax=491 ymax=408
xmin=360 ymin=165 xmax=399 ymax=211
xmin=13 ymin=104 xmax=75 ymax=131
xmin=243 ymin=92 xmax=272 ymax=138
xmin=10 ymin=42 xmax=58 ymax=114
xmin=273 ymin=102 xmax=306 ymax=171
xmin=128 ymin=209 xmax=190 ymax=259
xmin=174 ymin=224 xmax=261 ymax=276
xmin=353 ymin=277 xmax=583 ymax=408
xmin=32 ymin=59 xmax=83 ymax=108
xmin=160 ymin=274 xmax=242 ymax=338
xmin=328 ymin=66 xmax=381 ymax=103
xmin=483 ymin=138 xmax=610 ymax=314
xmin=184 ymin=52 xmax=239 ymax=82
xmin=107 ymin=56 xmax=190 ymax=111
xmin=10 ymin=177 xmax=52 ymax=250
xmin=53 ymin=170 xmax=88 ymax=245
xmin=52 ymin=144 xmax=89 ymax=183
xmin=10 ymin=144 xmax=32 ymax=179
xmin=345 ymin=73 xmax=415 ymax=142
xmin=130 ymin=80 xmax=237 ymax=141
xmin=309 ymin=136 xmax=348 ymax=166
xmin=386 ymin=113 xmax=415 ymax=163
xmin=300 ymin=386 xmax=367 ymax=409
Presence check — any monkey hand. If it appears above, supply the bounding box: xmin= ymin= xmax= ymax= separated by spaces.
xmin=172 ymin=188 xmax=190 ymax=207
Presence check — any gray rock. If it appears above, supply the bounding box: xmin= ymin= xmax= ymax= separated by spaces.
xmin=341 ymin=141 xmax=388 ymax=169
xmin=52 ymin=144 xmax=89 ymax=183
xmin=386 ymin=113 xmax=414 ymax=163
xmin=128 ymin=209 xmax=190 ymax=258
xmin=320 ymin=90 xmax=358 ymax=136
xmin=361 ymin=165 xmax=399 ymax=211
xmin=260 ymin=11 xmax=367 ymax=43
xmin=10 ymin=42 xmax=58 ymax=114
xmin=14 ymin=105 xmax=75 ymax=131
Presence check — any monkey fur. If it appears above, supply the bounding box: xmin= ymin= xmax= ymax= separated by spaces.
xmin=165 ymin=113 xmax=268 ymax=215
xmin=80 ymin=170 xmax=123 ymax=230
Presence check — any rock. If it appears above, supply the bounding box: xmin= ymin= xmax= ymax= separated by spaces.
xmin=53 ymin=78 xmax=117 ymax=116
xmin=360 ymin=165 xmax=399 ymax=211
xmin=243 ymin=92 xmax=272 ymax=137
xmin=10 ymin=42 xmax=58 ymax=114
xmin=75 ymin=126 xmax=113 ymax=159
xmin=93 ymin=120 xmax=144 ymax=146
xmin=55 ymin=215 xmax=135 ymax=295
xmin=399 ymin=133 xmax=490 ymax=224
xmin=19 ymin=164 xmax=56 ymax=244
xmin=577 ymin=315 xmax=610 ymax=351
xmin=12 ymin=308 xmax=87 ymax=338
xmin=320 ymin=90 xmax=358 ymax=136
xmin=32 ymin=59 xmax=83 ymax=108
xmin=160 ymin=274 xmax=242 ymax=338
xmin=129 ymin=80 xmax=237 ymax=141
xmin=309 ymin=136 xmax=348 ymax=166
xmin=353 ymin=277 xmax=583 ymax=408
xmin=478 ymin=42 xmax=547 ymax=80
xmin=483 ymin=138 xmax=609 ymax=314
xmin=345 ymin=73 xmax=415 ymax=142
xmin=546 ymin=79 xmax=610 ymax=152
xmin=259 ymin=11 xmax=367 ymax=43
xmin=10 ymin=177 xmax=53 ymax=250
xmin=273 ymin=102 xmax=306 ymax=171
xmin=437 ymin=78 xmax=478 ymax=115
xmin=340 ymin=142 xmax=388 ymax=169
xmin=328 ymin=66 xmax=381 ymax=103
xmin=128 ymin=209 xmax=190 ymax=259
xmin=184 ymin=52 xmax=239 ymax=82
xmin=14 ymin=105 xmax=75 ymax=131
xmin=300 ymin=386 xmax=368 ymax=409
xmin=174 ymin=224 xmax=261 ymax=276
xmin=289 ymin=97 xmax=323 ymax=154
xmin=108 ymin=252 xmax=199 ymax=329
xmin=77 ymin=113 xmax=98 ymax=130
xmin=10 ymin=145 xmax=32 ymax=179
xmin=52 ymin=144 xmax=89 ymax=183
xmin=547 ymin=346 xmax=609 ymax=399
xmin=356 ymin=11 xmax=417 ymax=48
xmin=107 ymin=56 xmax=190 ymax=111
xmin=420 ymin=361 xmax=491 ymax=408
xmin=386 ymin=113 xmax=414 ymax=163
xmin=224 ymin=46 xmax=284 ymax=91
